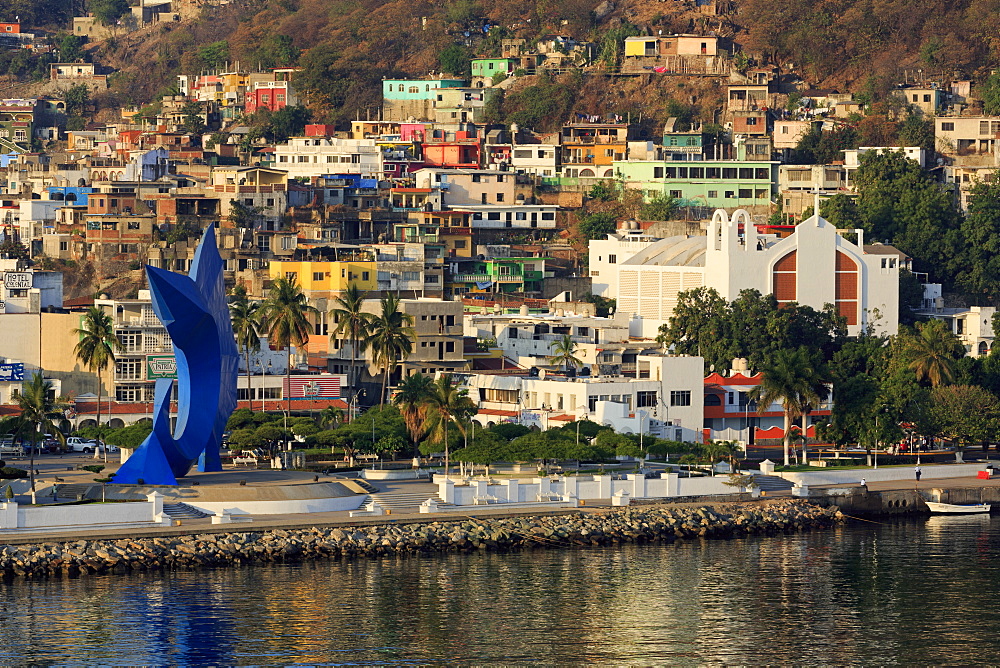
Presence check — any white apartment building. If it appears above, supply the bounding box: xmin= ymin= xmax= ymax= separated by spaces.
xmin=414 ymin=168 xmax=517 ymax=206
xmin=465 ymin=310 xmax=658 ymax=373
xmin=461 ymin=354 xmax=705 ymax=442
xmin=510 ymin=144 xmax=560 ymax=176
xmin=272 ymin=137 xmax=383 ymax=179
xmin=464 ymin=204 xmax=558 ymax=229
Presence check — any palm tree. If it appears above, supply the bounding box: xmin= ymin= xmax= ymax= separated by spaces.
xmin=7 ymin=373 xmax=66 ymax=496
xmin=259 ymin=277 xmax=317 ymax=448
xmin=329 ymin=284 xmax=374 ymax=417
xmin=422 ymin=374 xmax=477 ymax=479
xmin=319 ymin=404 xmax=345 ymax=430
xmin=230 ymin=285 xmax=262 ymax=412
xmin=393 ymin=372 xmax=434 ymax=454
xmin=368 ymin=294 xmax=416 ymax=406
xmin=73 ymin=305 xmax=122 ymax=462
xmin=749 ymin=347 xmax=828 ymax=467
xmin=906 ymin=319 xmax=962 ymax=387
xmin=549 ymin=334 xmax=583 ymax=372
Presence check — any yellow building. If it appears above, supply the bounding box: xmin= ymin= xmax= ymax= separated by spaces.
xmin=268 ymin=260 xmax=378 ymax=294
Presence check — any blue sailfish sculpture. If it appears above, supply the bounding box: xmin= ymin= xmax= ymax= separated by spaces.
xmin=114 ymin=226 xmax=239 ymax=485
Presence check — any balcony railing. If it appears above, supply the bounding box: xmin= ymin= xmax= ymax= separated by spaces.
xmin=452 ymin=273 xmax=523 ymax=283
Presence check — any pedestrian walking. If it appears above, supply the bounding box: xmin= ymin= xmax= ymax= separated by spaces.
xmin=915 ymin=465 xmax=922 ymax=482
xmin=860 ymin=477 xmax=867 ymax=490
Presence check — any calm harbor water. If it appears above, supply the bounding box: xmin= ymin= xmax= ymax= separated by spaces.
xmin=1 ymin=516 xmax=997 ymax=665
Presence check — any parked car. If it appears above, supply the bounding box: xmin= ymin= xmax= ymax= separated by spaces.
xmin=65 ymin=437 xmax=98 ymax=453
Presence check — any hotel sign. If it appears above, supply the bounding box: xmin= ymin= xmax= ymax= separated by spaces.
xmin=147 ymin=355 xmax=177 ymax=379
xmin=0 ymin=363 xmax=24 ymax=381
xmin=3 ymin=273 xmax=30 ymax=290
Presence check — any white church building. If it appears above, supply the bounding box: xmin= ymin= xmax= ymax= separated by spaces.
xmin=591 ymin=209 xmax=900 ymax=338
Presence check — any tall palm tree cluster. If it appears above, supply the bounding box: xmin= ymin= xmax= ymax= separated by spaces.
xmin=330 ymin=287 xmax=417 ymax=407
xmin=393 ymin=373 xmax=478 ymax=476
xmin=230 ymin=281 xmax=419 ymax=421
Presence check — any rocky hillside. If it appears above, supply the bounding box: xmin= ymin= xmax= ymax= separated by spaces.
xmin=10 ymin=0 xmax=1000 ymax=129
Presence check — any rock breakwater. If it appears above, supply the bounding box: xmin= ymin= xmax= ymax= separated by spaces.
xmin=0 ymin=500 xmax=840 ymax=579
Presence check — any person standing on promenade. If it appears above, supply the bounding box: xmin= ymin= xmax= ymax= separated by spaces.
xmin=915 ymin=466 xmax=922 ymax=482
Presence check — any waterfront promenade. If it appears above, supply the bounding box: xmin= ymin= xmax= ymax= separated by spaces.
xmin=3 ymin=462 xmax=1000 ymax=545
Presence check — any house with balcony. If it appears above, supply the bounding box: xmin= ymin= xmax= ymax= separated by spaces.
xmin=244 ymin=80 xmax=298 ymax=114
xmin=420 ymin=128 xmax=482 ymax=169
xmin=559 ymin=123 xmax=636 ymax=178
xmin=463 ymin=204 xmax=559 ymax=230
xmin=0 ymin=99 xmax=36 ymax=153
xmin=778 ymin=164 xmax=849 ymax=218
xmin=622 ymin=34 xmax=725 ymax=74
xmin=935 ymin=117 xmax=1000 ymax=159
xmin=390 ymin=187 xmax=442 ymax=212
xmin=446 ymin=256 xmax=547 ymax=296
xmin=661 ymin=122 xmax=712 ymax=161
xmin=378 ymin=138 xmax=423 ymax=178
xmin=726 ymin=83 xmax=771 ymax=112
xmin=210 ymin=165 xmax=289 ymax=230
xmin=402 ymin=210 xmax=473 ymax=257
xmin=369 ymin=242 xmax=446 ymax=298
xmin=432 ymin=87 xmax=499 ymax=124
xmin=92 ymin=293 xmax=174 ymax=404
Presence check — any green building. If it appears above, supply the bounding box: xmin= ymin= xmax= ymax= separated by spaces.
xmin=471 ymin=58 xmax=517 ymax=80
xmin=613 ymin=159 xmax=779 ymax=209
xmin=447 ymin=256 xmax=547 ymax=297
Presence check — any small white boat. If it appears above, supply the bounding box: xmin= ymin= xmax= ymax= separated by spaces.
xmin=925 ymin=501 xmax=991 ymax=514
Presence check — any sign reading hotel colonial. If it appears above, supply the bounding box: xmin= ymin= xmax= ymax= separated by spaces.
xmin=3 ymin=273 xmax=30 ymax=290
xmin=147 ymin=355 xmax=177 ymax=379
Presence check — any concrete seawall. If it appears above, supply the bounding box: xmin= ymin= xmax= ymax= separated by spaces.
xmin=810 ymin=486 xmax=1000 ymax=517
xmin=0 ymin=500 xmax=840 ymax=579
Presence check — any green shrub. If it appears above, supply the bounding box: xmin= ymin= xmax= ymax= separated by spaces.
xmin=0 ymin=467 xmax=28 ymax=479
xmin=82 ymin=464 xmax=105 ymax=474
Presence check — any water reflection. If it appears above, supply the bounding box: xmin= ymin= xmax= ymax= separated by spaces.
xmin=1 ymin=517 xmax=999 ymax=664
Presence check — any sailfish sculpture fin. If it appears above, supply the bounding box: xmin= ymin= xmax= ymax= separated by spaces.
xmin=114 ymin=226 xmax=239 ymax=485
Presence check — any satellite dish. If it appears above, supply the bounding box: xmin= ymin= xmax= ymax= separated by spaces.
xmin=538 ymin=368 xmax=546 ymax=380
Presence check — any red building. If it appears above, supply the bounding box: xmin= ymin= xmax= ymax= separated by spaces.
xmin=703 ymin=371 xmax=832 ymax=446
xmin=245 ymin=82 xmax=297 ymax=114
xmin=421 ymin=130 xmax=481 ymax=169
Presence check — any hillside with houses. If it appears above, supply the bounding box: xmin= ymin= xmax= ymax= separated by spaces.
xmin=2 ymin=0 xmax=1000 ymax=460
